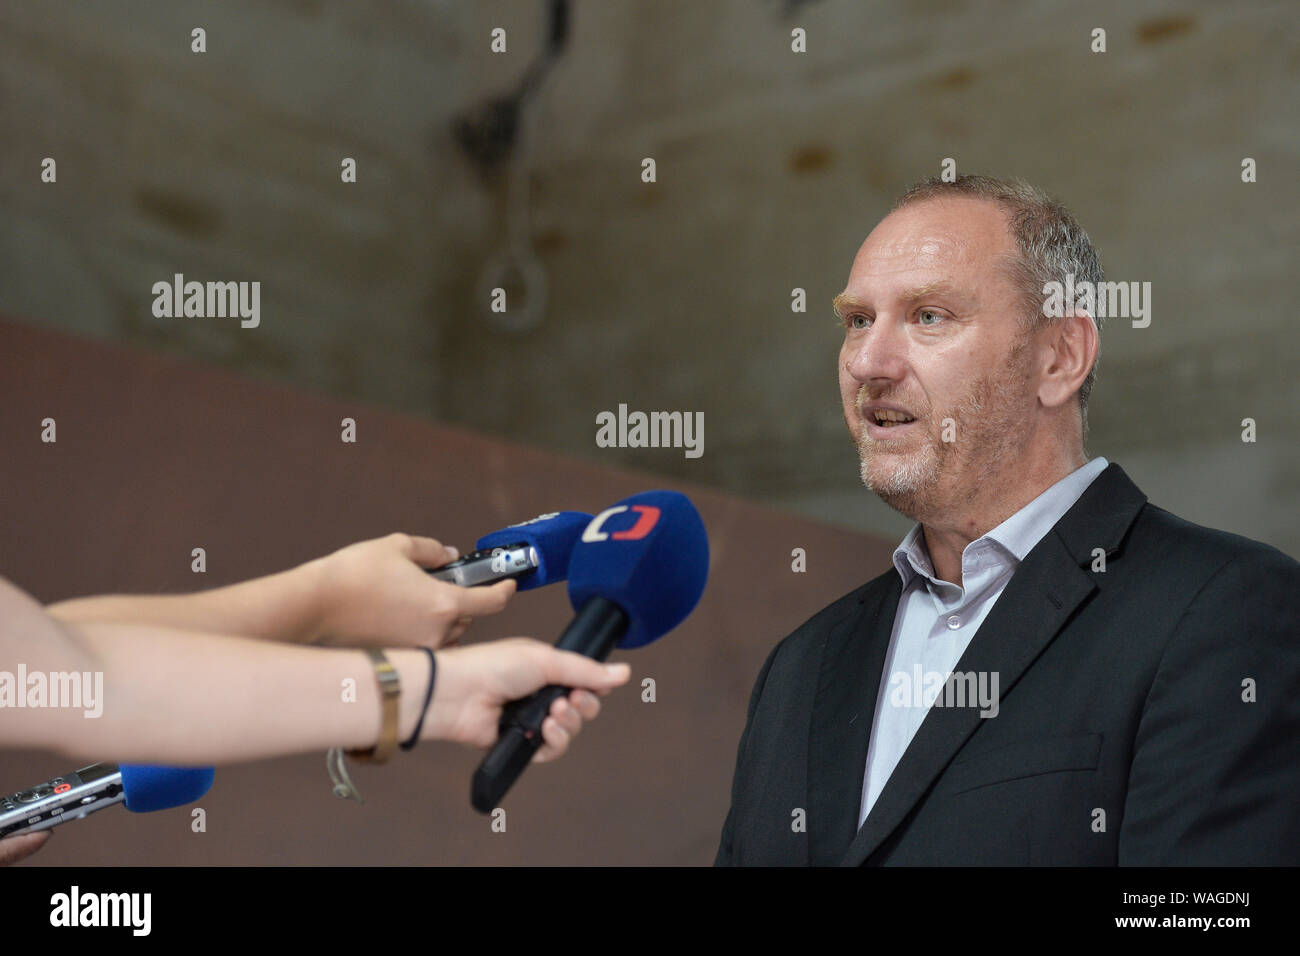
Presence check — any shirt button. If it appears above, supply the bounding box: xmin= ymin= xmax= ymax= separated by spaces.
xmin=947 ymin=615 xmax=961 ymax=630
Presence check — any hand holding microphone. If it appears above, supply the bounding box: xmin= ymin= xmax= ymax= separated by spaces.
xmin=471 ymin=491 xmax=709 ymax=812
xmin=423 ymin=640 xmax=631 ymax=760
xmin=314 ymin=513 xmax=592 ymax=648
xmin=45 ymin=515 xmax=589 ymax=655
xmin=314 ymin=533 xmax=519 ymax=648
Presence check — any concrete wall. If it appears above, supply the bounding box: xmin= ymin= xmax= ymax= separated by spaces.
xmin=0 ymin=0 xmax=1295 ymax=552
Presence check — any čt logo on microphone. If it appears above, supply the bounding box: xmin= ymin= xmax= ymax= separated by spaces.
xmin=581 ymin=505 xmax=661 ymax=542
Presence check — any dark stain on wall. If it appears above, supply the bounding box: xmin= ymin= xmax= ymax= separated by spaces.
xmin=789 ymin=143 xmax=834 ymax=175
xmin=134 ymin=187 xmax=223 ymax=239
xmin=1136 ymin=15 xmax=1196 ymax=45
xmin=931 ymin=66 xmax=976 ymax=91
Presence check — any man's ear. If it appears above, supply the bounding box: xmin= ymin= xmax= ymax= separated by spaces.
xmin=1038 ymin=310 xmax=1098 ymax=410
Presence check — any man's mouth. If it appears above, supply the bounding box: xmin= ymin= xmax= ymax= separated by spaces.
xmin=870 ymin=408 xmax=917 ymax=428
xmin=860 ymin=404 xmax=921 ymax=440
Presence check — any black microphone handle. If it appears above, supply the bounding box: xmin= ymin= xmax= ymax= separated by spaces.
xmin=471 ymin=596 xmax=629 ymax=813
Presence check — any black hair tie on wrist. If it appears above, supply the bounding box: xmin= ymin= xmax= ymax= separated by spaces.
xmin=400 ymin=647 xmax=437 ymax=751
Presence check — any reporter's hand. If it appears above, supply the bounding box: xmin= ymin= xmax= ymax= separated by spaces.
xmin=317 ymin=533 xmax=516 ymax=648
xmin=0 ymin=831 xmax=50 ymax=866
xmin=427 ymin=638 xmax=631 ymax=762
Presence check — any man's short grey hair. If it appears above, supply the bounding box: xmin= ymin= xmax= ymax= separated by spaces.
xmin=892 ymin=175 xmax=1104 ymax=445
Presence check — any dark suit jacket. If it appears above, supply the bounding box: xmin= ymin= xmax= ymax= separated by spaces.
xmin=716 ymin=463 xmax=1300 ymax=865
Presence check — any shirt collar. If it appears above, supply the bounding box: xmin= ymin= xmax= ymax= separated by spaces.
xmin=892 ymin=457 xmax=1110 ymax=588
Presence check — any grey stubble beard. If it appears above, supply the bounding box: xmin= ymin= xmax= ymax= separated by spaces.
xmin=855 ymin=339 xmax=1033 ymax=523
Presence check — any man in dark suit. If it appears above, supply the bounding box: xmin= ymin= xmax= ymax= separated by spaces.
xmin=716 ymin=175 xmax=1300 ymax=866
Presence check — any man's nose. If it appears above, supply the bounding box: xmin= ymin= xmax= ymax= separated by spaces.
xmin=843 ymin=315 xmax=908 ymax=382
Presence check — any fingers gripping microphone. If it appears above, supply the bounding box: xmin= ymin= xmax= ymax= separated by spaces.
xmin=470 ymin=491 xmax=709 ymax=812
xmin=0 ymin=764 xmax=214 ymax=838
xmin=428 ymin=511 xmax=591 ymax=589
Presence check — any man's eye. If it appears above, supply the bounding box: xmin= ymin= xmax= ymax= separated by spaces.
xmin=918 ymin=309 xmax=944 ymax=326
xmin=847 ymin=314 xmax=870 ymax=330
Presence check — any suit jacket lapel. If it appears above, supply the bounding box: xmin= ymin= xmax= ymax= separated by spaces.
xmin=807 ymin=573 xmax=900 ymax=864
xmin=837 ymin=463 xmax=1148 ymax=866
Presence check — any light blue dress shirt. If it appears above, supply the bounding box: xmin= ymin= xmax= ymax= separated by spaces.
xmin=858 ymin=456 xmax=1110 ymax=826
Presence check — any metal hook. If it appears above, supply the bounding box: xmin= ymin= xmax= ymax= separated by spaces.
xmin=479 ymin=246 xmax=548 ymax=333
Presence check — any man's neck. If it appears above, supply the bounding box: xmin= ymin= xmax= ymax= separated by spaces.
xmin=919 ymin=448 xmax=1087 ymax=585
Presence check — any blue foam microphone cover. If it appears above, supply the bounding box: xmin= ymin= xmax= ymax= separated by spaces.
xmin=566 ymin=490 xmax=709 ymax=649
xmin=475 ymin=511 xmax=592 ymax=591
xmin=119 ymin=765 xmax=215 ymax=813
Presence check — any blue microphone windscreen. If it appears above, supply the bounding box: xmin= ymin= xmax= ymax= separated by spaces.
xmin=567 ymin=491 xmax=709 ymax=649
xmin=476 ymin=511 xmax=592 ymax=591
xmin=119 ymin=765 xmax=215 ymax=813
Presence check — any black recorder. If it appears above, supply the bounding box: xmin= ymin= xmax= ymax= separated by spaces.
xmin=427 ymin=543 xmax=539 ymax=588
xmin=0 ymin=763 xmax=125 ymax=838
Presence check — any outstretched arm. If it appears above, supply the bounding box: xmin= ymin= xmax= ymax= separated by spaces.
xmin=45 ymin=533 xmax=515 ymax=649
xmin=4 ymin=575 xmax=629 ymax=766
